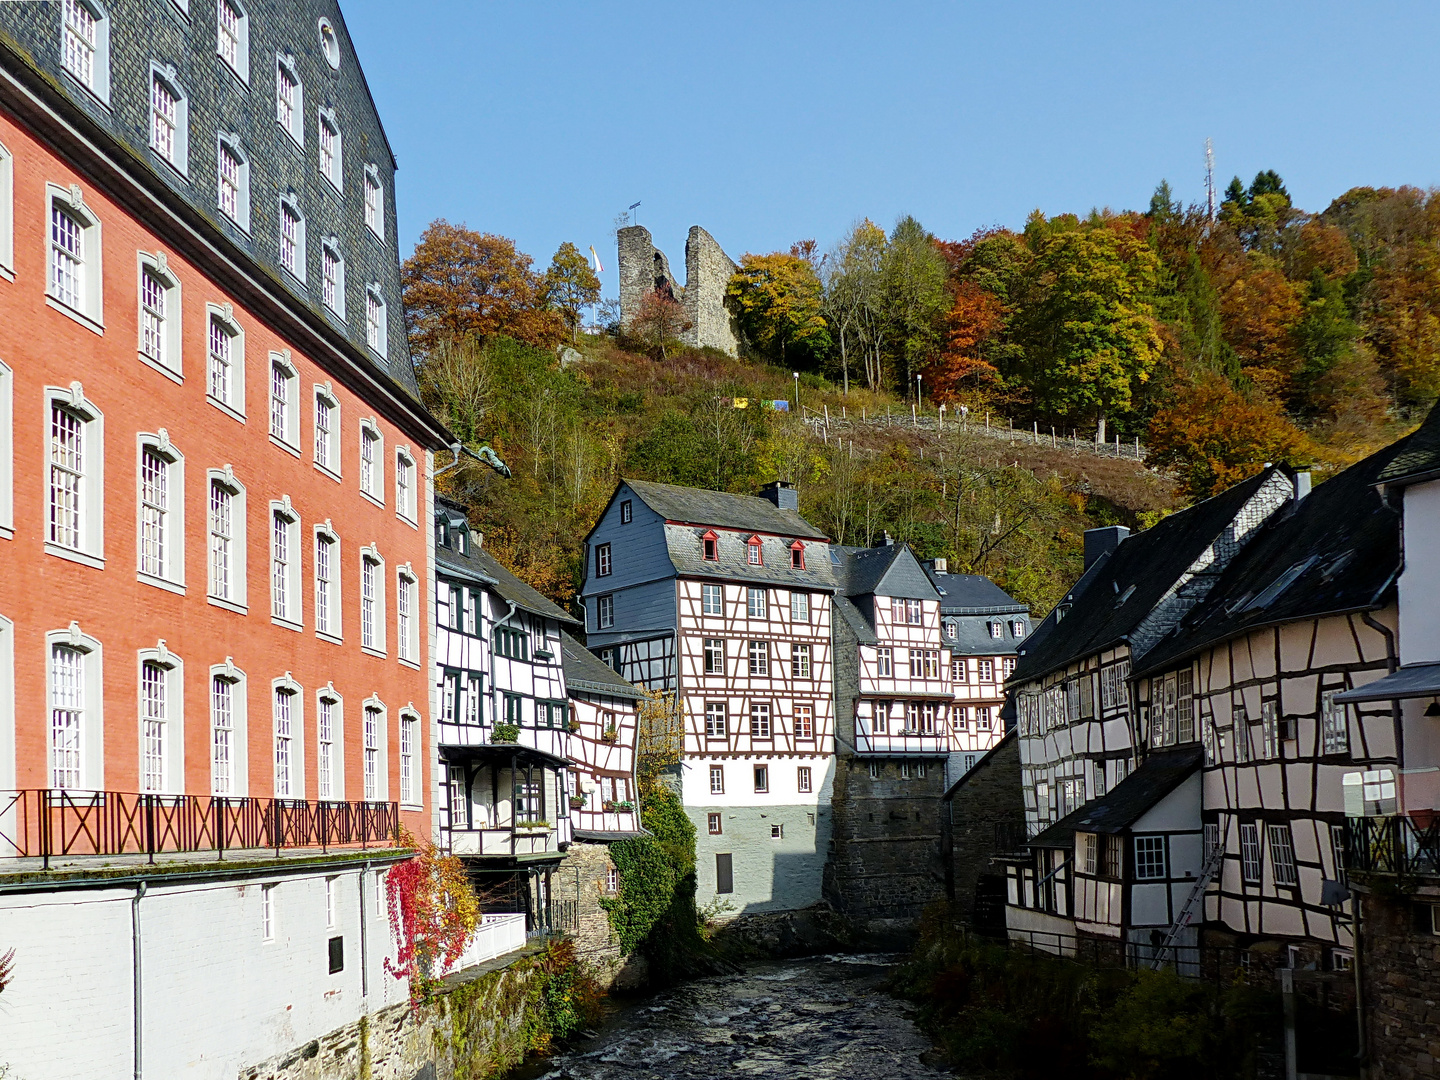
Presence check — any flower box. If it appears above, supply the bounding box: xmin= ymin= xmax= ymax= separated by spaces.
xmin=569 ymin=796 xmax=586 ymax=810
xmin=600 ymin=728 xmax=618 ymax=743
xmin=492 ymin=723 xmax=520 ymax=744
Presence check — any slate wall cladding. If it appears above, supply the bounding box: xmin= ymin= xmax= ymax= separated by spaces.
xmin=0 ymin=0 xmax=415 ymax=395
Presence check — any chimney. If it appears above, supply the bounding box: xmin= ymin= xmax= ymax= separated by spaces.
xmin=874 ymin=531 xmax=895 ymax=548
xmin=1084 ymin=525 xmax=1130 ymax=571
xmin=931 ymin=557 xmax=948 ymax=574
xmin=1294 ymin=470 xmax=1312 ymax=500
xmin=759 ymin=480 xmax=799 ymax=512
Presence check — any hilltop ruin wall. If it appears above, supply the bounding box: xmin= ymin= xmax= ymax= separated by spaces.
xmin=617 ymin=225 xmax=741 ymax=356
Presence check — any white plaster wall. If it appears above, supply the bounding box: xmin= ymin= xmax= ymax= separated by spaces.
xmin=1400 ymin=481 xmax=1440 ymax=664
xmin=680 ymin=753 xmax=834 ymax=808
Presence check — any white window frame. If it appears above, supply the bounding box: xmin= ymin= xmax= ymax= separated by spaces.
xmin=46 ymin=184 xmax=103 ymax=332
xmin=396 ymin=564 xmax=418 ymax=665
xmin=313 ymin=522 xmax=341 ymax=644
xmin=317 ymin=107 xmax=342 ymax=192
xmin=399 ymin=708 xmax=421 ymax=808
xmin=261 ymin=883 xmax=276 ymax=941
xmin=361 ymin=696 xmax=387 ymax=802
xmin=44 ymin=382 xmax=105 ymax=568
xmin=269 ymin=497 xmax=302 ymax=631
xmin=0 ymin=360 xmax=11 ymax=539
xmin=320 ymin=237 xmax=345 ymax=319
xmin=215 ymin=0 xmax=249 ymax=83
xmin=358 ymin=419 xmax=384 ymax=505
xmin=271 ymin=675 xmax=304 ymax=799
xmin=363 ymin=164 xmax=384 ymax=239
xmin=316 ymin=684 xmax=342 ymax=801
xmin=746 ymin=587 xmax=767 ymax=619
xmin=136 ymin=251 xmax=182 ymax=380
xmin=1321 ymin=689 xmax=1349 ymax=755
xmin=61 ymin=0 xmax=111 ymax=104
xmin=597 ymin=594 xmax=614 ymax=630
xmin=702 ymin=583 xmax=722 ymax=615
xmin=359 ymin=545 xmax=386 ymax=656
xmin=136 ymin=642 xmax=184 ymax=794
xmin=394 ymin=447 xmax=417 ymax=524
xmin=46 ymin=623 xmax=104 ymax=791
xmin=364 ymin=284 xmax=387 ymax=356
xmin=215 ymin=133 xmax=251 ymax=232
xmin=0 ymin=139 xmax=14 ymax=280
xmin=268 ymin=351 xmax=300 ymax=451
xmin=148 ymin=64 xmax=189 ymax=175
xmin=789 ymin=591 xmax=809 ymax=622
xmin=205 ymin=303 xmax=246 ymax=420
xmin=312 ymin=383 xmax=340 ymax=478
xmin=275 ymin=53 xmax=303 ymax=146
xmin=1240 ymin=823 xmax=1262 ymax=883
xmin=210 ymin=658 xmax=247 ymax=796
xmin=1132 ymin=834 xmax=1167 ymax=880
xmin=1268 ymin=824 xmax=1299 ymax=887
xmin=136 ymin=431 xmax=185 ymax=592
xmin=206 ymin=466 xmax=247 ymax=613
xmin=278 ymin=194 xmax=306 ymax=283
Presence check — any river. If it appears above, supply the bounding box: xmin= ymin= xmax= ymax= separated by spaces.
xmin=528 ymin=953 xmax=950 ymax=1080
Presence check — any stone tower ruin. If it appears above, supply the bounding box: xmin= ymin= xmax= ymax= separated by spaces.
xmin=617 ymin=225 xmax=741 ymax=357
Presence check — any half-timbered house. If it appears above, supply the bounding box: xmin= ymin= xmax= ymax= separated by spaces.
xmin=580 ymin=479 xmax=837 ymax=914
xmin=561 ymin=631 xmax=643 ymax=839
xmin=433 ymin=498 xmax=580 ymax=926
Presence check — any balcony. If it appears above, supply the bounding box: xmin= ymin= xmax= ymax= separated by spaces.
xmin=0 ymin=789 xmax=400 ymax=871
xmin=446 ymin=820 xmax=571 ymax=859
xmin=1343 ymin=767 xmax=1440 ymax=878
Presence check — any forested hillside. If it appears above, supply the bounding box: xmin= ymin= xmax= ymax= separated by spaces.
xmin=403 ymin=176 xmax=1437 ymax=619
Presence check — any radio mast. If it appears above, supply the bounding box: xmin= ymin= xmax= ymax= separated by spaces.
xmin=1205 ymin=138 xmax=1216 ymax=222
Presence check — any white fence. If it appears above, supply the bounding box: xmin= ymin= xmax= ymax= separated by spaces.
xmin=437 ymin=912 xmax=528 ymax=977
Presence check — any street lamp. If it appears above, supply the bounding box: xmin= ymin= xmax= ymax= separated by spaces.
xmin=793 ymin=371 xmax=799 ymax=411
xmin=916 ymin=373 xmax=923 ymax=411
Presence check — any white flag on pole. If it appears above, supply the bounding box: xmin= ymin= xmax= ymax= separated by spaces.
xmin=589 ymin=246 xmax=604 ymax=274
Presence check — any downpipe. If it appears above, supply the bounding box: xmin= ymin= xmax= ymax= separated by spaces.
xmin=132 ymin=880 xmax=147 ymax=1080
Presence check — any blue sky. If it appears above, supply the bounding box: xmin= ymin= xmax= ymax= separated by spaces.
xmin=342 ymin=1 xmax=1440 ymax=296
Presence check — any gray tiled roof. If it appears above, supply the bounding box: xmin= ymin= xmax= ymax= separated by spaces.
xmin=1029 ymin=748 xmax=1201 ymax=848
xmin=473 ymin=549 xmax=581 ymax=626
xmin=665 ymin=526 xmax=837 ymax=591
xmin=833 ymin=595 xmax=878 ymax=646
xmin=832 ymin=543 xmax=940 ymax=600
xmin=1377 ymin=401 xmax=1440 ymax=484
xmin=561 ymin=632 xmax=642 ymax=700
xmin=924 ymin=569 xmax=1028 ymax=615
xmin=626 ymin=478 xmax=828 ymax=540
xmin=947 ymin=615 xmax=1026 ymax=657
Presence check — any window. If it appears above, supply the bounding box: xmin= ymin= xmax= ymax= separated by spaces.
xmin=704 ymin=702 xmax=727 ymax=739
xmin=1003 ymin=657 xmax=1016 ymax=678
xmin=216 ymin=135 xmax=250 ymax=230
xmin=1083 ymin=834 xmax=1098 ymax=875
xmin=906 ymin=599 xmax=922 ymax=625
xmin=771 ymin=823 xmax=784 ymax=839
xmin=361 ymin=550 xmax=384 ymax=653
xmin=746 ymin=536 xmax=762 ymax=565
xmin=900 ymin=762 xmax=912 ymax=779
xmin=270 ymin=355 xmax=298 ymax=446
xmin=709 ymin=764 xmax=724 ymax=793
xmin=747 ymin=588 xmax=767 ymax=619
xmin=945 ymin=621 xmax=956 ymax=639
xmin=792 ymin=643 xmax=811 ymax=678
xmin=989 ymin=621 xmax=1003 ymax=639
xmin=702 ymin=583 xmax=722 ymax=615
xmin=318 ymin=16 xmax=341 ymax=67
xmin=493 ymin=627 xmax=528 ymax=660
xmin=1133 ymin=835 xmax=1167 ymax=880
xmin=797 ymin=765 xmax=812 ymax=792
xmin=1261 ymin=701 xmax=1279 ymax=760
xmin=889 ymin=597 xmax=904 ymax=623
xmin=872 ymin=700 xmax=890 ymax=734
xmin=261 ymin=884 xmax=275 ymax=941
xmin=975 ymin=706 xmax=992 ymax=731
xmin=1268 ymin=825 xmax=1299 ymax=886
xmin=877 ymin=647 xmax=892 ymax=677
xmin=396 ymin=569 xmax=416 ymax=662
xmin=0 ymin=141 xmax=13 ymax=279
xmin=363 ymin=165 xmax=384 ymax=238
xmin=314 ymin=387 xmax=339 ymax=473
xmin=1176 ymin=668 xmax=1195 ymax=743
xmin=978 ymin=659 xmax=994 ymax=682
xmin=952 ymin=706 xmax=967 ymax=731
xmin=48 ymin=186 xmax=103 ymax=324
xmin=703 ymin=638 xmax=723 ymax=675
xmin=206 ymin=306 xmax=244 ymax=414
xmin=1321 ymin=690 xmax=1348 ymax=754
xmin=749 ymin=702 xmax=771 ymax=738
xmin=753 ymin=764 xmax=769 ymax=793
xmin=1233 ymin=705 xmax=1252 ymax=763
xmin=216 ymin=0 xmax=248 ymax=79
xmin=273 ymin=683 xmax=299 ymax=798
xmin=149 ymin=68 xmax=187 ymax=172
xmin=1240 ymin=823 xmax=1262 ymax=883
xmin=321 ymin=241 xmax=344 ymax=317
xmin=317 ymin=692 xmax=338 ymax=800
xmin=502 ymin=693 xmax=522 ymax=724
xmin=137 ymin=254 xmax=181 ymax=377
xmin=365 ymin=285 xmax=387 ymax=354
xmin=789 ymin=542 xmax=805 ymax=570
xmin=270 ymin=503 xmax=300 ymax=626
xmin=275 ymin=54 xmax=303 ymax=144
xmin=400 ymin=712 xmax=418 ymax=805
xmin=395 ymin=450 xmax=416 ymax=522
xmin=62 ymin=0 xmax=110 ymax=101
xmin=47 ymin=389 xmax=103 ymax=562
xmin=448 ymin=764 xmax=468 ymax=824
xmin=211 ymin=665 xmax=246 ymax=796
xmin=207 ymin=470 xmax=245 ymax=608
xmin=363 ymin=703 xmax=382 ymax=801
xmin=597 ymin=595 xmax=614 ymax=629
xmin=595 ymin=542 xmax=612 ymax=577
xmin=353 ymin=423 xmax=382 ymax=503
xmin=318 ymin=109 xmax=342 ymax=190
xmin=465 ymin=675 xmax=482 ymax=724
xmin=136 ymin=657 xmax=168 ymax=792
xmin=1203 ymin=822 xmax=1221 ymax=863
xmin=137 ymin=437 xmax=184 ymax=586
xmin=790 ymin=591 xmax=809 ymax=622
xmin=620 ymin=500 xmax=632 ymax=524
xmin=1012 ymin=620 xmax=1026 ymax=638
xmin=748 ymin=640 xmax=768 ymax=676
xmin=279 ymin=198 xmax=304 ymax=280
xmin=702 ymin=531 xmax=718 ymax=560
xmin=1330 ymin=824 xmax=1347 ymax=884
xmin=793 ymin=704 xmax=814 ymax=740
xmin=708 ymin=812 xmax=722 ymax=834
xmin=868 ymin=761 xmax=880 ymax=780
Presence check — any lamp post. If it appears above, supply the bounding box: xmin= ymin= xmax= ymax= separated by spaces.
xmin=916 ymin=373 xmax=923 ymax=411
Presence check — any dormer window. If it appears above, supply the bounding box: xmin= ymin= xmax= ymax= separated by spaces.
xmin=747 ymin=536 xmax=763 ymax=566
xmin=1012 ymin=619 xmax=1026 ymax=638
xmin=702 ymin=530 xmax=718 ymax=562
xmin=456 ymin=528 xmax=468 ymax=556
xmin=989 ymin=621 xmax=1003 ymax=639
xmin=945 ymin=621 xmax=957 ymax=639
xmin=789 ymin=541 xmax=805 ymax=570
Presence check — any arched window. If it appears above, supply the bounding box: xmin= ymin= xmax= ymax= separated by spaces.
xmin=136 ymin=252 xmax=182 ymax=379
xmin=136 ymin=431 xmax=185 ymax=589
xmin=316 ymin=684 xmax=342 ymax=800
xmin=362 ymin=696 xmax=387 ymax=802
xmin=313 ymin=383 xmax=340 ymax=474
xmin=137 ymin=642 xmax=183 ymax=793
xmin=148 ymin=64 xmax=189 ymax=174
xmin=61 ymin=0 xmax=111 ymax=103
xmin=277 ymin=194 xmax=305 ymax=281
xmin=269 ymin=351 xmax=299 ymax=447
xmin=364 ymin=284 xmax=387 ymax=355
xmin=358 ymin=419 xmax=383 ymax=503
xmin=207 ymin=466 xmax=247 ymax=610
xmin=216 ymin=0 xmax=249 ymax=82
xmin=271 ymin=674 xmax=304 ymax=799
xmin=47 ymin=184 xmax=103 ymax=328
xmin=394 ymin=447 xmax=416 ymax=523
xmin=399 ymin=708 xmax=421 ymax=807
xmin=318 ymin=108 xmax=342 ymax=190
xmin=314 ymin=520 xmax=341 ymax=642
xmin=320 ymin=237 xmax=345 ymax=318
xmin=275 ymin=53 xmax=303 ymax=145
xmin=46 ymin=382 xmax=104 ymax=567
xmin=396 ymin=564 xmax=417 ymax=663
xmin=359 ymin=545 xmax=386 ymax=655
xmin=270 ymin=496 xmax=301 ymax=629
xmin=216 ymin=133 xmax=250 ymax=231
xmin=210 ymin=658 xmax=247 ymax=796
xmin=47 ymin=623 xmax=103 ymax=791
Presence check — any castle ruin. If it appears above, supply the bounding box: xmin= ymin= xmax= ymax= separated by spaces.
xmin=617 ymin=225 xmax=742 ymax=356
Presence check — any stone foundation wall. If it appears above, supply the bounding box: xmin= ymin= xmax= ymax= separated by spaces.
xmin=944 ymin=733 xmax=1024 ymax=927
xmin=1358 ymin=883 xmax=1440 ymax=1079
xmin=559 ymin=839 xmax=649 ymax=991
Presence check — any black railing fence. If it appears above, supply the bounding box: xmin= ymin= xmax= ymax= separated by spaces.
xmin=0 ymin=789 xmax=400 ymax=868
xmin=1345 ymin=815 xmax=1440 ymax=877
xmin=976 ymin=926 xmax=1279 ymax=983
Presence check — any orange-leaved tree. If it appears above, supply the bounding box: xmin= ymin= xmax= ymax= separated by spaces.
xmin=923 ymin=279 xmax=1004 ymax=401
xmin=402 ymin=220 xmax=565 ymax=358
xmin=628 ymin=292 xmax=692 ymax=359
xmin=1146 ymin=371 xmax=1308 ymax=500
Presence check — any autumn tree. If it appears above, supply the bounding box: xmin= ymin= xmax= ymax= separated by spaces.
xmin=726 ymin=251 xmax=830 ymax=365
xmin=628 ymin=292 xmax=692 ymax=359
xmin=1146 ymin=372 xmax=1308 ymax=499
xmin=546 ymin=241 xmax=601 ymax=344
xmin=402 ymin=220 xmax=564 ymax=357
xmin=882 ymin=216 xmax=950 ymax=395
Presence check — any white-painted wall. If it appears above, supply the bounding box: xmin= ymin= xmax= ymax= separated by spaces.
xmin=1399 ymin=480 xmax=1440 ymax=664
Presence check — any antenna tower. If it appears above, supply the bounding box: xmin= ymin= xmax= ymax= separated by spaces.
xmin=1205 ymin=138 xmax=1216 ymax=222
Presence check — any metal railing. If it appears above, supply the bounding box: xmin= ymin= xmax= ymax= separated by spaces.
xmin=0 ymin=789 xmax=400 ymax=869
xmin=1345 ymin=815 xmax=1440 ymax=878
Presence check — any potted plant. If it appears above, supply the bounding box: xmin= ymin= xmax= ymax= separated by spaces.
xmin=515 ymin=819 xmax=551 ymax=831
xmin=567 ymin=720 xmax=581 ymax=734
xmin=600 ymin=726 xmax=618 ymax=743
xmin=569 ymin=795 xmax=586 ymax=810
xmin=613 ymin=800 xmax=634 ymax=812
xmin=492 ymin=722 xmax=520 ymax=744
xmin=602 ymin=800 xmax=616 ymax=812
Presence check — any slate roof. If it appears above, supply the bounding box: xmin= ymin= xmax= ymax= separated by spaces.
xmin=435 ymin=498 xmax=579 ymax=625
xmin=948 ymin=616 xmax=1028 ymax=658
xmin=664 ymin=526 xmax=837 ymax=591
xmin=1029 ymin=748 xmax=1202 ymax=849
xmin=833 ymin=595 xmax=878 ymax=646
xmin=831 ymin=543 xmax=940 ymax=600
xmin=1377 ymin=401 xmax=1440 ymax=485
xmin=625 ymin=478 xmax=828 ymax=540
xmin=942 ymin=729 xmax=1017 ymax=800
xmin=924 ymin=569 xmax=1029 ymax=616
xmin=1135 ymin=445 xmax=1406 ymax=679
xmin=560 ymin=632 xmax=642 ymax=700
xmin=1010 ymin=468 xmax=1282 ymax=686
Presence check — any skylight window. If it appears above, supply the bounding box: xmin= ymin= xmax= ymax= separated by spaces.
xmin=1243 ymin=557 xmax=1317 ymax=613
